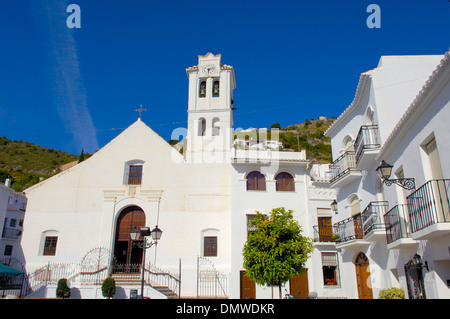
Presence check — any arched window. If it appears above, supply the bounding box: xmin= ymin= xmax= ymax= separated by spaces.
xmin=198 ymin=117 xmax=206 ymax=136
xmin=246 ymin=171 xmax=266 ymax=191
xmin=212 ymin=117 xmax=220 ymax=136
xmin=212 ymin=80 xmax=220 ymax=97
xmin=341 ymin=135 xmax=354 ymax=153
xmin=199 ymin=81 xmax=206 ymax=98
xmin=347 ymin=194 xmax=361 ymax=216
xmin=275 ymin=172 xmax=295 ymax=191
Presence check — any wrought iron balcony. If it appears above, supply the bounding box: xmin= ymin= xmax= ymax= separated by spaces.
xmin=406 ymin=179 xmax=450 ymax=238
xmin=361 ymin=201 xmax=388 ymax=237
xmin=384 ymin=204 xmax=412 ymax=245
xmin=333 ymin=215 xmax=364 ymax=244
xmin=354 ymin=125 xmax=380 ymax=168
xmin=312 ymin=225 xmax=341 ymax=243
xmin=329 ymin=151 xmax=361 ymax=186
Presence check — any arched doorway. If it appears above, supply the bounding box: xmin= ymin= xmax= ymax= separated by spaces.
xmin=355 ymin=252 xmax=373 ymax=299
xmin=113 ymin=206 xmax=146 ymax=267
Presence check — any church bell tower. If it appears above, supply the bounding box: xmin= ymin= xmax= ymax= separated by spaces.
xmin=185 ymin=53 xmax=236 ymax=161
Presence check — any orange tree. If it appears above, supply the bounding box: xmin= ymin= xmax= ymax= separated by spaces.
xmin=242 ymin=207 xmax=315 ymax=298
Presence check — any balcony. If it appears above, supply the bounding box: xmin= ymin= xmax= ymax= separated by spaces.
xmin=354 ymin=125 xmax=380 ymax=170
xmin=406 ymin=179 xmax=450 ymax=240
xmin=312 ymin=225 xmax=340 ymax=244
xmin=384 ymin=204 xmax=418 ymax=249
xmin=2 ymin=227 xmax=22 ymax=240
xmin=333 ymin=215 xmax=369 ymax=249
xmin=361 ymin=201 xmax=388 ymax=241
xmin=329 ymin=151 xmax=362 ymax=187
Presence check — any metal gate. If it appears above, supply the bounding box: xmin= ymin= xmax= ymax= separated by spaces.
xmin=404 ymin=256 xmax=426 ymax=299
xmin=196 ymin=256 xmax=228 ymax=298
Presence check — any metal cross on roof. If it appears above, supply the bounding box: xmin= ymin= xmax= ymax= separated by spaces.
xmin=135 ymin=104 xmax=147 ymax=119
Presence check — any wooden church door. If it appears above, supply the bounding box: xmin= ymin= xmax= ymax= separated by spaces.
xmin=114 ymin=206 xmax=146 ymax=267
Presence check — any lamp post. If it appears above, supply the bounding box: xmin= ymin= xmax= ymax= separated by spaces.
xmin=129 ymin=225 xmax=162 ymax=299
xmin=376 ymin=160 xmax=415 ymax=190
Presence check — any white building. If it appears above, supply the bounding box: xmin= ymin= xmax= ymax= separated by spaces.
xmin=0 ymin=179 xmax=27 ymax=264
xmin=325 ymin=52 xmax=450 ymax=299
xmin=19 ymin=53 xmax=339 ymax=299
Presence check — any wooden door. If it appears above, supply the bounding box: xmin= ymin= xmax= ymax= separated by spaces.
xmin=355 ymin=253 xmax=373 ymax=299
xmin=240 ymin=271 xmax=256 ymax=299
xmin=318 ymin=217 xmax=332 ymax=242
xmin=114 ymin=206 xmax=146 ymax=266
xmin=289 ymin=269 xmax=309 ymax=298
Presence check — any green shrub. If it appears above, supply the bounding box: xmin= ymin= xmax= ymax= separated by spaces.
xmin=102 ymin=278 xmax=116 ymax=299
xmin=378 ymin=287 xmax=405 ymax=299
xmin=56 ymin=278 xmax=71 ymax=299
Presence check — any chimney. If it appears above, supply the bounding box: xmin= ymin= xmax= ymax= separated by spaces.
xmin=5 ymin=178 xmax=11 ymax=188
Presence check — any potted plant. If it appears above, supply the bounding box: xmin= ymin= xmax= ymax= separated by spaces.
xmin=101 ymin=277 xmax=116 ymax=299
xmin=56 ymin=278 xmax=71 ymax=299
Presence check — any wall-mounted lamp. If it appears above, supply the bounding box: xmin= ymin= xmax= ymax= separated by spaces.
xmin=376 ymin=160 xmax=415 ymax=190
xmin=331 ymin=199 xmax=338 ymax=215
xmin=413 ymin=253 xmax=429 ymax=271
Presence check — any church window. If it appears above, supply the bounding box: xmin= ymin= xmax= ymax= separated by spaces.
xmin=128 ymin=165 xmax=143 ymax=185
xmin=212 ymin=118 xmax=220 ymax=136
xmin=246 ymin=171 xmax=266 ymax=191
xmin=43 ymin=236 xmax=58 ymax=256
xmin=212 ymin=80 xmax=220 ymax=97
xmin=275 ymin=172 xmax=295 ymax=191
xmin=199 ymin=81 xmax=206 ymax=98
xmin=198 ymin=118 xmax=206 ymax=136
xmin=204 ymin=236 xmax=217 ymax=257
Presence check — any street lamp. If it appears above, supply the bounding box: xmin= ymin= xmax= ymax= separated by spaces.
xmin=129 ymin=225 xmax=163 ymax=298
xmin=376 ymin=160 xmax=415 ymax=190
xmin=330 ymin=199 xmax=338 ymax=215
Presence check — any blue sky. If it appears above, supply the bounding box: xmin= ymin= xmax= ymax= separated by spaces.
xmin=0 ymin=0 xmax=449 ymax=154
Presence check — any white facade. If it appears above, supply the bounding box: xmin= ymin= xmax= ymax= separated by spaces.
xmin=0 ymin=179 xmax=27 ymax=263
xmin=325 ymin=52 xmax=450 ymax=299
xmin=19 ymin=53 xmax=339 ymax=299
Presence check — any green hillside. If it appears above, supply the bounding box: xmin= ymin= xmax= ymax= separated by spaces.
xmin=0 ymin=137 xmax=83 ymax=192
xmin=234 ymin=116 xmax=335 ymax=163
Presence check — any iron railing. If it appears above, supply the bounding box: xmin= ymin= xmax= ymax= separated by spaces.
xmin=197 ymin=256 xmax=228 ymax=298
xmin=406 ymin=179 xmax=450 ymax=233
xmin=354 ymin=125 xmax=380 ymax=164
xmin=312 ymin=225 xmax=341 ymax=243
xmin=23 ymin=262 xmax=180 ymax=298
xmin=329 ymin=151 xmax=357 ymax=184
xmin=333 ymin=215 xmax=364 ymax=243
xmin=384 ymin=204 xmax=411 ymax=244
xmin=361 ymin=201 xmax=388 ymax=236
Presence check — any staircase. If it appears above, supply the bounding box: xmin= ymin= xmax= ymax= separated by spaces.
xmin=110 ymin=273 xmax=178 ymax=299
xmin=153 ymin=286 xmax=178 ymax=299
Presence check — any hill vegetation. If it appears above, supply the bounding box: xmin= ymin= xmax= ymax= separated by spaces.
xmin=0 ymin=137 xmax=87 ymax=192
xmin=234 ymin=116 xmax=335 ymax=163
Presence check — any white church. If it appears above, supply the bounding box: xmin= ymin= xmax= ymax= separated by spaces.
xmin=18 ymin=53 xmax=338 ymax=299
